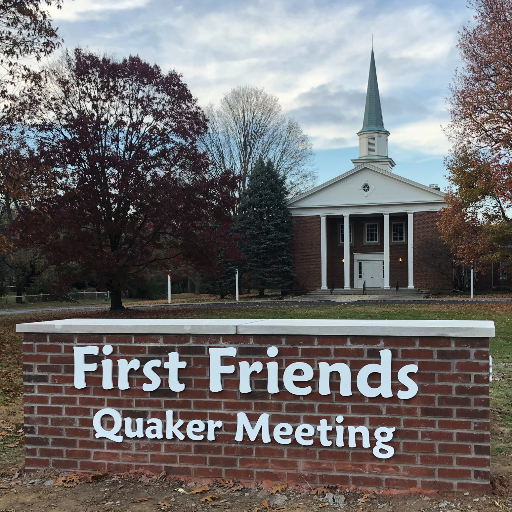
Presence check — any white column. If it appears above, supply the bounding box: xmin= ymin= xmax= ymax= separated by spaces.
xmin=344 ymin=214 xmax=350 ymax=289
xmin=408 ymin=212 xmax=414 ymax=289
xmin=320 ymin=215 xmax=327 ymax=290
xmin=383 ymin=213 xmax=390 ymax=289
xmin=167 ymin=274 xmax=171 ymax=304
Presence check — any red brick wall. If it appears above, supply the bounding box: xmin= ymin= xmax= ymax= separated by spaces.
xmin=292 ymin=216 xmax=321 ymax=290
xmin=23 ymin=332 xmax=490 ymax=492
xmin=413 ymin=212 xmax=453 ymax=290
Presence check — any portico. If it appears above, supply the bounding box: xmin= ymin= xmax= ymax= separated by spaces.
xmin=318 ymin=210 xmax=415 ymax=290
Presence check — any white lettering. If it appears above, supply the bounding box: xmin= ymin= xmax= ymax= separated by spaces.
xmin=239 ymin=361 xmax=263 ymax=393
xmin=143 ymin=359 xmax=162 ymax=392
xmin=118 ymin=359 xmax=141 ymax=390
xmin=209 ymin=347 xmax=237 ymax=392
xmin=235 ymin=412 xmax=270 ymax=442
xmin=166 ymin=410 xmax=185 ymax=440
xmin=187 ymin=420 xmax=205 ymax=441
xmin=74 ymin=346 xmax=99 ymax=389
xmin=318 ymin=362 xmax=352 ymax=396
xmin=397 ymin=364 xmax=419 ymax=399
xmin=295 ymin=423 xmax=315 ymax=446
xmin=93 ymin=408 xmax=123 ymax=442
xmin=164 ymin=352 xmax=187 ymax=392
xmin=283 ymin=362 xmax=313 ymax=396
xmin=356 ymin=349 xmax=392 ymax=398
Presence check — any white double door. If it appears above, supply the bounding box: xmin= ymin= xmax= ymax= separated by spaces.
xmin=358 ymin=260 xmax=384 ymax=288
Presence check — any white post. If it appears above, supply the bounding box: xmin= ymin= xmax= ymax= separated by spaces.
xmin=407 ymin=212 xmax=414 ymax=289
xmin=383 ymin=213 xmax=390 ymax=289
xmin=471 ymin=267 xmax=474 ymax=299
xmin=320 ymin=215 xmax=328 ymax=290
xmin=235 ymin=269 xmax=239 ymax=301
xmin=167 ymin=274 xmax=171 ymax=304
xmin=344 ymin=214 xmax=350 ymax=289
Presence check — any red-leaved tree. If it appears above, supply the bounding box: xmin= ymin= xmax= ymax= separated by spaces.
xmin=440 ymin=0 xmax=512 ymax=268
xmin=13 ymin=48 xmax=235 ymax=309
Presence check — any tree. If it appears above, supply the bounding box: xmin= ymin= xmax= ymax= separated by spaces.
xmin=235 ymin=157 xmax=295 ymax=296
xmin=200 ymin=86 xmax=316 ymax=204
xmin=0 ymin=127 xmax=56 ymax=302
xmin=440 ymin=0 xmax=512 ymax=267
xmin=13 ymin=48 xmax=235 ymax=310
xmin=0 ymin=0 xmax=63 ymax=97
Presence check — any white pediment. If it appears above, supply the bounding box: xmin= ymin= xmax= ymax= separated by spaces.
xmin=288 ymin=164 xmax=445 ymax=209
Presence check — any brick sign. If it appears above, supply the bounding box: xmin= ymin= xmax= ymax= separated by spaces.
xmin=19 ymin=319 xmax=493 ymax=492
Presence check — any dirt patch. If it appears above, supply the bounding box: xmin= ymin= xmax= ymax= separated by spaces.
xmin=0 ymin=466 xmax=508 ymax=512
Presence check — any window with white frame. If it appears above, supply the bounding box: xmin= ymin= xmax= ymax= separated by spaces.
xmin=365 ymin=222 xmax=379 ymax=243
xmin=392 ymin=222 xmax=405 ymax=242
xmin=339 ymin=223 xmax=353 ymax=244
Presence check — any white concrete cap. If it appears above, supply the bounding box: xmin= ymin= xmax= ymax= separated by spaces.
xmin=16 ymin=318 xmax=495 ymax=337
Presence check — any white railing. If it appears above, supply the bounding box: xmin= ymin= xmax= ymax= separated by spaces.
xmin=1 ymin=291 xmax=109 ymax=304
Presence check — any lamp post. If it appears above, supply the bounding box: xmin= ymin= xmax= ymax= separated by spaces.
xmin=167 ymin=274 xmax=172 ymax=304
xmin=235 ymin=268 xmax=239 ymax=302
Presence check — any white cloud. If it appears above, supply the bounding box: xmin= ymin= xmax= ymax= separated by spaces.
xmin=392 ymin=118 xmax=451 ymax=156
xmin=48 ymin=0 xmax=151 ymax=21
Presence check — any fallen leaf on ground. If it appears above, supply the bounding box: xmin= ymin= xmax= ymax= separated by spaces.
xmin=358 ymin=494 xmax=370 ymax=504
xmin=262 ymin=499 xmax=270 ymax=509
xmin=317 ymin=505 xmax=328 ymax=509
xmin=158 ymin=501 xmax=172 ymax=507
xmin=190 ymin=484 xmax=211 ymax=494
xmin=218 ymin=479 xmax=235 ymax=488
xmin=269 ymin=483 xmax=287 ymax=494
xmin=231 ymin=484 xmax=244 ymax=491
xmin=310 ymin=487 xmax=329 ymax=495
xmin=54 ymin=475 xmax=80 ymax=487
xmin=90 ymin=471 xmax=109 ymax=482
xmin=201 ymin=493 xmax=220 ymax=502
xmin=134 ymin=497 xmax=149 ymax=502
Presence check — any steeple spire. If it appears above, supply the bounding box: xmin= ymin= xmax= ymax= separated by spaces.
xmin=360 ymin=49 xmax=385 ymax=133
xmin=351 ymin=47 xmax=395 ymax=172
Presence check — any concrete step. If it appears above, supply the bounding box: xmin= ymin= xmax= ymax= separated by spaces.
xmin=307 ymin=288 xmax=425 ymax=296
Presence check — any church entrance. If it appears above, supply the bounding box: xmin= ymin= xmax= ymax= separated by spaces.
xmin=354 ymin=253 xmax=384 ymax=288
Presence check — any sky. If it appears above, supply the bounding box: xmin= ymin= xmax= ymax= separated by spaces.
xmin=45 ymin=0 xmax=473 ymax=191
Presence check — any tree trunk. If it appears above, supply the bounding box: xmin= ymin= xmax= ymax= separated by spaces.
xmin=16 ymin=284 xmax=23 ymax=304
xmin=258 ymin=287 xmax=264 ymax=297
xmin=110 ymin=289 xmax=124 ymax=310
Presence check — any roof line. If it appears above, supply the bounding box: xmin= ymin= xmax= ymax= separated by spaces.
xmin=287 ymin=163 xmax=445 ymax=206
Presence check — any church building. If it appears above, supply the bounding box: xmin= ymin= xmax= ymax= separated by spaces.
xmin=289 ymin=50 xmax=450 ymax=292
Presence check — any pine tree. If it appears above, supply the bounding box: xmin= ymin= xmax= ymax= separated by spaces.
xmin=236 ymin=158 xmax=296 ymax=296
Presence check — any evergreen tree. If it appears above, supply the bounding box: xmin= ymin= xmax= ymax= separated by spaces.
xmin=236 ymin=158 xmax=296 ymax=296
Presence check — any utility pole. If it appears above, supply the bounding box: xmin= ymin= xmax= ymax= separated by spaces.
xmin=235 ymin=269 xmax=239 ymax=302
xmin=167 ymin=274 xmax=172 ymax=304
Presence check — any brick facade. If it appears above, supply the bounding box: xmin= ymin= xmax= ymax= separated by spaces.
xmin=22 ymin=323 xmax=491 ymax=492
xmin=292 ymin=216 xmax=321 ymax=291
xmin=413 ymin=211 xmax=452 ymax=291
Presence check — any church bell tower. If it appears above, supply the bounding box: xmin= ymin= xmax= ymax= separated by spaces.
xmin=351 ymin=49 xmax=395 ymax=172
